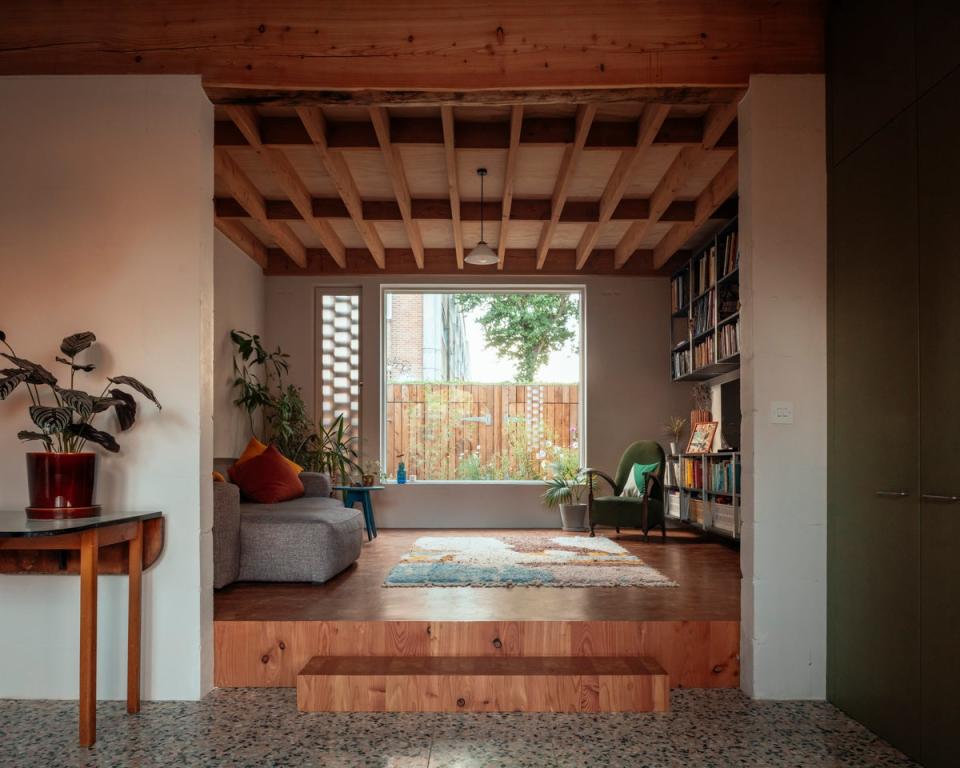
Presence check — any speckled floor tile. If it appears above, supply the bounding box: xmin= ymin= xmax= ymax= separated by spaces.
xmin=0 ymin=688 xmax=917 ymax=768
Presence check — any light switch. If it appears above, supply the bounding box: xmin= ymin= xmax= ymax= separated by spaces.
xmin=771 ymin=401 xmax=794 ymax=424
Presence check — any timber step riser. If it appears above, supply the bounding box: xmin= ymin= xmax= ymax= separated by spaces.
xmin=214 ymin=620 xmax=740 ymax=689
xmin=296 ymin=656 xmax=670 ymax=713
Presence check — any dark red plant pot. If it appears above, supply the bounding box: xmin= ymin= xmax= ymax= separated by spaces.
xmin=25 ymin=452 xmax=99 ymax=519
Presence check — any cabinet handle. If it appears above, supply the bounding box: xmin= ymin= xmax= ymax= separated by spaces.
xmin=875 ymin=490 xmax=909 ymax=498
xmin=921 ymin=494 xmax=960 ymax=503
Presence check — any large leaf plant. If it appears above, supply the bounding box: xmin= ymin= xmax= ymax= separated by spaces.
xmin=0 ymin=330 xmax=161 ymax=453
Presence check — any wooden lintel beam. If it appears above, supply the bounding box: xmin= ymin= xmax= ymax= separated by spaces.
xmin=213 ymin=196 xmax=700 ymax=224
xmin=296 ymin=106 xmax=385 ymax=268
xmin=440 ymin=106 xmax=464 ymax=269
xmin=369 ymin=107 xmax=424 ymax=269
xmin=536 ymin=104 xmax=597 ymax=269
xmin=498 ymin=105 xmax=523 ymax=270
xmin=215 ymin=115 xmax=732 ymax=151
xmin=213 ymin=148 xmax=307 ymax=268
xmin=653 ymin=151 xmax=739 ymax=269
xmin=224 ymin=106 xmax=345 ymax=267
xmin=263 ymin=247 xmax=676 ymax=277
xmin=214 ymin=218 xmax=268 ymax=269
xmin=575 ymin=103 xmax=671 ymax=270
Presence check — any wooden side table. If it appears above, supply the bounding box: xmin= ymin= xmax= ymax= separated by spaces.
xmin=333 ymin=485 xmax=383 ymax=541
xmin=0 ymin=510 xmax=164 ymax=747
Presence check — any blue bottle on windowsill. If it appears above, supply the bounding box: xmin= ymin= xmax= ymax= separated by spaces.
xmin=397 ymin=461 xmax=407 ymax=484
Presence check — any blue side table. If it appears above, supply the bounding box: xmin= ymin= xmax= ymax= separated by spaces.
xmin=333 ymin=485 xmax=383 ymax=541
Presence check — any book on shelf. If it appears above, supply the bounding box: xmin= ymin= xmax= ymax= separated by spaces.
xmin=688 ymin=498 xmax=705 ymax=525
xmin=666 ymin=490 xmax=681 ymax=519
xmin=681 ymin=457 xmax=705 ymax=489
xmin=692 ymin=247 xmax=717 ymax=296
xmin=712 ymin=502 xmax=736 ymax=534
xmin=718 ymin=230 xmax=739 ymax=277
xmin=691 ymin=291 xmax=715 ymax=336
xmin=693 ymin=338 xmax=715 ymax=369
xmin=672 ymin=347 xmax=692 ymax=378
xmin=718 ymin=319 xmax=740 ymax=360
xmin=670 ymin=270 xmax=688 ymax=313
xmin=708 ymin=456 xmax=741 ymax=494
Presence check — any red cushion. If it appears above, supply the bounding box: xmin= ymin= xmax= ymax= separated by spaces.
xmin=228 ymin=444 xmax=304 ymax=504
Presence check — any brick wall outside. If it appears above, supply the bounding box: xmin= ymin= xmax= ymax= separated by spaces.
xmin=387 ymin=293 xmax=423 ymax=379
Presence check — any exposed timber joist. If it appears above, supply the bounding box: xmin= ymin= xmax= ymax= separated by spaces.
xmin=498 ymin=106 xmax=523 ymax=269
xmin=214 ymin=218 xmax=268 ymax=268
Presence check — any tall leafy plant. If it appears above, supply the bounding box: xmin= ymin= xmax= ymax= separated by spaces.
xmin=0 ymin=330 xmax=161 ymax=453
xmin=230 ymin=330 xmax=359 ymax=477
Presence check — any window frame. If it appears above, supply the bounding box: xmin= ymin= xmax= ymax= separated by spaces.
xmin=379 ymin=283 xmax=587 ymax=484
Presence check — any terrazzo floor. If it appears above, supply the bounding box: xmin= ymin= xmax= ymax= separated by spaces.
xmin=0 ymin=688 xmax=916 ymax=768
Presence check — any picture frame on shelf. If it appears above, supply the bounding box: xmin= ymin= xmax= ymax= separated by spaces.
xmin=686 ymin=421 xmax=718 ymax=454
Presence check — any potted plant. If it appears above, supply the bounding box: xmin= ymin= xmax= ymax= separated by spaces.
xmin=542 ymin=461 xmax=592 ymax=532
xmin=0 ymin=330 xmax=161 ymax=518
xmin=663 ymin=415 xmax=687 ymax=456
xmin=691 ymin=383 xmax=712 ymax=427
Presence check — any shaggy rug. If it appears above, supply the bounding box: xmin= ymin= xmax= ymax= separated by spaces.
xmin=382 ymin=535 xmax=677 ymax=588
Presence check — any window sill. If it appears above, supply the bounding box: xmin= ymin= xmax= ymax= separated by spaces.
xmin=382 ymin=480 xmax=546 ymax=487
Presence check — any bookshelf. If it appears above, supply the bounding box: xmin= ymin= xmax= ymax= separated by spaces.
xmin=670 ymin=217 xmax=740 ymax=381
xmin=664 ymin=451 xmax=741 ymax=540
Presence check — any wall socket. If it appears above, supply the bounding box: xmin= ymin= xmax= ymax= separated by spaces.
xmin=770 ymin=401 xmax=794 ymax=424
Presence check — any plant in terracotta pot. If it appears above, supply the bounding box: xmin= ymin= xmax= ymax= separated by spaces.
xmin=0 ymin=330 xmax=161 ymax=518
xmin=690 ymin=383 xmax=712 ymax=427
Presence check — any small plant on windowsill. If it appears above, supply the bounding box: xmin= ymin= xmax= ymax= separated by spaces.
xmin=0 ymin=330 xmax=161 ymax=519
xmin=542 ymin=460 xmax=593 ymax=532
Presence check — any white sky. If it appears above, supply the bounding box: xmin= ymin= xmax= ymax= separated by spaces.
xmin=462 ymin=298 xmax=581 ymax=383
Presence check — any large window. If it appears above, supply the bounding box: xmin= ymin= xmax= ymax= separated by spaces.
xmin=382 ymin=287 xmax=584 ymax=481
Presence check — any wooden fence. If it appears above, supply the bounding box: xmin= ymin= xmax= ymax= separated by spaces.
xmin=385 ymin=383 xmax=579 ymax=480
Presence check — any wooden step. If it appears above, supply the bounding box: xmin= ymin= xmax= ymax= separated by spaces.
xmin=296 ymin=655 xmax=669 ymax=712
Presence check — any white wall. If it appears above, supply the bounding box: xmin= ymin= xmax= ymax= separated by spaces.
xmin=265 ymin=275 xmax=692 ymax=527
xmin=0 ymin=76 xmax=214 ymax=700
xmin=213 ymin=232 xmax=265 ymax=457
xmin=739 ymin=75 xmax=828 ymax=699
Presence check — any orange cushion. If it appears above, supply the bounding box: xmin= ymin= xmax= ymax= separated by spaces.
xmin=212 ymin=471 xmax=226 ymax=483
xmin=235 ymin=436 xmax=304 ymax=474
xmin=229 ymin=444 xmax=304 ymax=504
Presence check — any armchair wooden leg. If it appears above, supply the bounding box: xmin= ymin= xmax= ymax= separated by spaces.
xmin=589 ymin=525 xmax=595 ymax=538
xmin=661 ymin=517 xmax=667 ymax=542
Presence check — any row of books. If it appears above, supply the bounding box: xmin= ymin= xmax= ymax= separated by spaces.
xmin=709 ymin=457 xmax=742 ymax=494
xmin=718 ymin=319 xmax=740 ymax=360
xmin=712 ymin=502 xmax=736 ymax=534
xmin=670 ymin=271 xmax=689 ymax=313
xmin=672 ymin=347 xmax=692 ymax=379
xmin=681 ymin=457 xmax=705 ymax=489
xmin=718 ymin=229 xmax=739 ymax=277
xmin=666 ymin=490 xmax=682 ymax=519
xmin=692 ymin=248 xmax=717 ymax=296
xmin=693 ymin=338 xmax=715 ymax=369
xmin=691 ymin=291 xmax=715 ymax=336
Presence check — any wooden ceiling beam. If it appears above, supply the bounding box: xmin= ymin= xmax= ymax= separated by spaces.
xmin=214 ymin=148 xmax=307 ymax=268
xmin=263 ymin=247 xmax=680 ymax=277
xmin=369 ymin=107 xmax=425 ymax=269
xmin=214 ymin=218 xmax=268 ymax=269
xmin=614 ymin=102 xmax=738 ymax=268
xmin=498 ymin=106 xmax=524 ymax=270
xmin=215 ymin=115 xmax=736 ymax=151
xmin=653 ymin=151 xmax=739 ymax=270
xmin=213 ymin=196 xmax=700 ymax=224
xmin=296 ymin=106 xmax=386 ymax=268
xmin=440 ymin=107 xmax=464 ymax=269
xmin=575 ymin=103 xmax=670 ymax=270
xmin=535 ymin=104 xmax=597 ymax=269
xmin=224 ymin=106 xmax=345 ymax=268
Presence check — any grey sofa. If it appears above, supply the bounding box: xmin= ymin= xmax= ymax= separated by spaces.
xmin=213 ymin=457 xmax=363 ymax=588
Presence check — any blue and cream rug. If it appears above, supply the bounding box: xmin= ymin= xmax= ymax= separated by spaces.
xmin=383 ymin=535 xmax=677 ymax=588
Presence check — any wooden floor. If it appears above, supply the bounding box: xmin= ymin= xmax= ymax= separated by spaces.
xmin=214 ymin=527 xmax=740 ymax=622
xmin=213 ymin=528 xmax=742 ymax=691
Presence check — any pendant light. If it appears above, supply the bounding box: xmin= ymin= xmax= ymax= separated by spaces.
xmin=465 ymin=167 xmax=498 ymax=265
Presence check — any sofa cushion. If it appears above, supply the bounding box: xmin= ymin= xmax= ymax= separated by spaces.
xmin=235 ymin=436 xmax=304 ymax=474
xmin=229 ymin=444 xmax=304 ymax=504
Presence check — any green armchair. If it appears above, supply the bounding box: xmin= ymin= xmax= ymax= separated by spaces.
xmin=586 ymin=440 xmax=666 ymax=542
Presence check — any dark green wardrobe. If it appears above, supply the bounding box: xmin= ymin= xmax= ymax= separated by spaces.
xmin=828 ymin=2 xmax=960 ymax=765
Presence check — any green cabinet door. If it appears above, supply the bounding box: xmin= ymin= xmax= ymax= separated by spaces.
xmin=918 ymin=67 xmax=960 ymax=768
xmin=828 ymin=108 xmax=921 ymax=760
